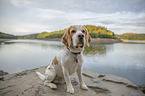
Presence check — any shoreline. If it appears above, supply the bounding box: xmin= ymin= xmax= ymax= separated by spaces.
xmin=0 ymin=39 xmax=16 ymax=41
xmin=0 ymin=67 xmax=144 ymax=96
xmin=1 ymin=38 xmax=123 ymax=43
xmin=121 ymin=39 xmax=145 ymax=41
xmin=0 ymin=39 xmax=16 ymax=44
xmin=1 ymin=38 xmax=145 ymax=44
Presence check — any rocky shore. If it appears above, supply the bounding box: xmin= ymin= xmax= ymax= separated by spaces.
xmin=0 ymin=66 xmax=144 ymax=96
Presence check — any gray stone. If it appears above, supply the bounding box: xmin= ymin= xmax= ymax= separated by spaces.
xmin=0 ymin=67 xmax=144 ymax=96
xmin=126 ymin=84 xmax=138 ymax=90
xmin=98 ymin=74 xmax=105 ymax=78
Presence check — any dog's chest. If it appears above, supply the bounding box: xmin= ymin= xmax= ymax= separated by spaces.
xmin=65 ymin=54 xmax=83 ymax=75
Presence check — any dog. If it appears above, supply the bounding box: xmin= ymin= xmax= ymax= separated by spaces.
xmin=36 ymin=25 xmax=92 ymax=93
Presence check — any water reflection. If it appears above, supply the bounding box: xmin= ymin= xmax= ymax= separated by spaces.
xmin=84 ymin=43 xmax=107 ymax=55
xmin=5 ymin=41 xmax=110 ymax=56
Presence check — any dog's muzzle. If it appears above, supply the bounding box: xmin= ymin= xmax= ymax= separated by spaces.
xmin=76 ymin=34 xmax=84 ymax=48
xmin=78 ymin=34 xmax=84 ymax=42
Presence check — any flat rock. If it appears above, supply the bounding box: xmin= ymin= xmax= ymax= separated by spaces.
xmin=0 ymin=66 xmax=144 ymax=96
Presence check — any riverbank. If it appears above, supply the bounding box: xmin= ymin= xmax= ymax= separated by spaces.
xmin=121 ymin=39 xmax=145 ymax=41
xmin=0 ymin=39 xmax=16 ymax=44
xmin=1 ymin=38 xmax=123 ymax=42
xmin=121 ymin=39 xmax=145 ymax=43
xmin=0 ymin=66 xmax=144 ymax=96
xmin=42 ymin=38 xmax=123 ymax=43
xmin=0 ymin=39 xmax=15 ymax=41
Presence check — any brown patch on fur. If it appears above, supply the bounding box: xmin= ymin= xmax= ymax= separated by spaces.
xmin=48 ymin=66 xmax=53 ymax=70
xmin=83 ymin=26 xmax=92 ymax=47
xmin=69 ymin=26 xmax=77 ymax=37
xmin=52 ymin=56 xmax=58 ymax=65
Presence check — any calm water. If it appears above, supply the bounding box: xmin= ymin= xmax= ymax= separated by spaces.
xmin=0 ymin=40 xmax=145 ymax=86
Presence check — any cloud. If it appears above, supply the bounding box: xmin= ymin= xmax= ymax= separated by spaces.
xmin=10 ymin=0 xmax=145 ymax=13
xmin=10 ymin=0 xmax=37 ymax=7
xmin=110 ymin=26 xmax=145 ymax=34
xmin=1 ymin=7 xmax=145 ymax=35
xmin=118 ymin=15 xmax=145 ymax=27
xmin=36 ymin=8 xmax=66 ymax=20
xmin=0 ymin=0 xmax=145 ymax=35
xmin=0 ymin=23 xmax=50 ymax=35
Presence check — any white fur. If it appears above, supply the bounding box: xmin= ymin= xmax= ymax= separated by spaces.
xmin=36 ymin=25 xmax=89 ymax=93
xmin=36 ymin=72 xmax=45 ymax=81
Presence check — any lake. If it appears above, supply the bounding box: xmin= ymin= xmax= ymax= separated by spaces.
xmin=0 ymin=39 xmax=145 ymax=86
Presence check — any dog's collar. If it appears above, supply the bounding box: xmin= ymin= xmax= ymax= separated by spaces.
xmin=66 ymin=46 xmax=81 ymax=55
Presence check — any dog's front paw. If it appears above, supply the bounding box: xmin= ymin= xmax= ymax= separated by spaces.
xmin=44 ymin=82 xmax=57 ymax=89
xmin=81 ymin=84 xmax=88 ymax=91
xmin=67 ymin=85 xmax=74 ymax=94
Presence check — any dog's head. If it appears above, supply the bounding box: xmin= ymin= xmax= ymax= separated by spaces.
xmin=62 ymin=25 xmax=92 ymax=50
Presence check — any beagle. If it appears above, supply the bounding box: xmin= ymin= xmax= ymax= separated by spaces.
xmin=36 ymin=25 xmax=92 ymax=93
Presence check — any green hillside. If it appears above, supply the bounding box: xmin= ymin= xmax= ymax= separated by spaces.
xmin=0 ymin=32 xmax=18 ymax=39
xmin=116 ymin=33 xmax=145 ymax=40
xmin=18 ymin=33 xmax=38 ymax=39
xmin=85 ymin=25 xmax=115 ymax=39
xmin=2 ymin=25 xmax=144 ymax=40
xmin=19 ymin=25 xmax=116 ymax=39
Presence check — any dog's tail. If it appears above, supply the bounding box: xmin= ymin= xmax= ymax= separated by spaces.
xmin=36 ymin=72 xmax=45 ymax=81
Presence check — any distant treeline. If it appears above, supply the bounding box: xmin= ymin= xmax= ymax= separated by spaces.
xmin=116 ymin=33 xmax=145 ymax=40
xmin=1 ymin=25 xmax=145 ymax=40
xmin=0 ymin=32 xmax=18 ymax=39
xmin=18 ymin=25 xmax=116 ymax=39
xmin=85 ymin=25 xmax=116 ymax=39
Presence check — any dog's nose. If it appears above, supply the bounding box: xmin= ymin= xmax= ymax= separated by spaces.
xmin=78 ymin=34 xmax=84 ymax=38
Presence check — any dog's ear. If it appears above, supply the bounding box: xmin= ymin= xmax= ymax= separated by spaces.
xmin=85 ymin=28 xmax=92 ymax=47
xmin=61 ymin=27 xmax=72 ymax=47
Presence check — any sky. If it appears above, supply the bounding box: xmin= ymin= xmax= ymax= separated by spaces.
xmin=0 ymin=0 xmax=145 ymax=35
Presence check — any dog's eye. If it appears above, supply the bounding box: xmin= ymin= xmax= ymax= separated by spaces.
xmin=82 ymin=30 xmax=85 ymax=33
xmin=71 ymin=30 xmax=76 ymax=33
